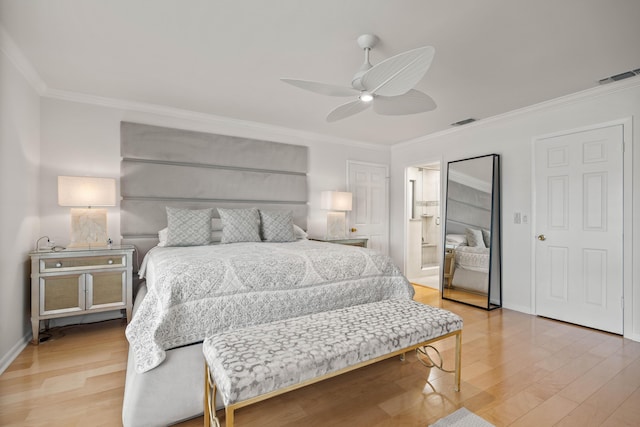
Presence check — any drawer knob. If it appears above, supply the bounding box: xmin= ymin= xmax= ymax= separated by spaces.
xmin=55 ymin=262 xmax=62 ymax=268
xmin=107 ymin=259 xmax=114 ymax=265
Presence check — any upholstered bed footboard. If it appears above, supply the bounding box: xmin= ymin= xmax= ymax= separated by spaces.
xmin=122 ymin=285 xmax=222 ymax=427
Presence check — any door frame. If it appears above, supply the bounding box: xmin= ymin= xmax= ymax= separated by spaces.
xmin=530 ymin=117 xmax=633 ymax=338
xmin=346 ymin=160 xmax=390 ymax=254
xmin=402 ymin=156 xmax=444 ymax=285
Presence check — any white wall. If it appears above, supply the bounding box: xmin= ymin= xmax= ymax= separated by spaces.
xmin=0 ymin=49 xmax=40 ymax=372
xmin=0 ymin=91 xmax=390 ymax=370
xmin=406 ymin=167 xmax=422 ymax=279
xmin=390 ymin=80 xmax=640 ymax=340
xmin=39 ymin=97 xmax=391 ymax=245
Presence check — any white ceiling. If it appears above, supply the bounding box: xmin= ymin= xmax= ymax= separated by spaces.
xmin=2 ymin=0 xmax=639 ymax=146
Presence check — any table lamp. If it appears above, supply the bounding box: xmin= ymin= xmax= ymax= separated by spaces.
xmin=58 ymin=176 xmax=116 ymax=247
xmin=320 ymin=190 xmax=352 ymax=239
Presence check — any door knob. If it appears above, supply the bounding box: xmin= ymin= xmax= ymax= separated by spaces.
xmin=350 ymin=228 xmax=357 ymax=232
xmin=537 ymin=234 xmax=546 ymax=241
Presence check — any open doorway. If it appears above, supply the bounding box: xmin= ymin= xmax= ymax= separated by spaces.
xmin=406 ymin=162 xmax=442 ymax=289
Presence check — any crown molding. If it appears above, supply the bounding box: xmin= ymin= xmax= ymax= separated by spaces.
xmin=393 ymin=75 xmax=640 ymax=150
xmin=0 ymin=25 xmax=47 ymax=95
xmin=0 ymin=23 xmax=388 ymax=152
xmin=3 ymin=21 xmax=637 ymax=153
xmin=42 ymin=88 xmax=390 ymax=152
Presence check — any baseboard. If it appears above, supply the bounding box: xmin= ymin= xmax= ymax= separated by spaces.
xmin=0 ymin=332 xmax=31 ymax=375
xmin=623 ymin=332 xmax=640 ymax=343
xmin=502 ymin=303 xmax=533 ymax=315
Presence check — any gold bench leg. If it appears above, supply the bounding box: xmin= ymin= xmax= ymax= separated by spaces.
xmin=226 ymin=406 xmax=235 ymax=427
xmin=454 ymin=330 xmax=462 ymax=392
xmin=204 ymin=364 xmax=210 ymax=427
xmin=205 ymin=364 xmax=221 ymax=427
xmin=415 ymin=330 xmax=462 ymax=392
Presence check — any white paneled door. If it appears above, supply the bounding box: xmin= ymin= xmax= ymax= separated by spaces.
xmin=534 ymin=125 xmax=623 ymax=334
xmin=347 ymin=161 xmax=389 ymax=254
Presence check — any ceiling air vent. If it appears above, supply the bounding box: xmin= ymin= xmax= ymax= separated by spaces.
xmin=598 ymin=68 xmax=640 ymax=85
xmin=451 ymin=118 xmax=476 ymax=126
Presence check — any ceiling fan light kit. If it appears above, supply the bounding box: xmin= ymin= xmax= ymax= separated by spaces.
xmin=281 ymin=34 xmax=437 ymax=122
xmin=359 ymin=92 xmax=374 ymax=102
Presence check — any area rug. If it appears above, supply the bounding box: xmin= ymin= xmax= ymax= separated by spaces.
xmin=429 ymin=408 xmax=495 ymax=427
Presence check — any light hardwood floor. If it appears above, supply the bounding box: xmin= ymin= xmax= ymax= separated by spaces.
xmin=1 ymin=285 xmax=639 ymax=426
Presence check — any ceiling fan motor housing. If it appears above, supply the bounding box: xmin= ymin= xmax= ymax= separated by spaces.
xmin=357 ymin=34 xmax=379 ymax=50
xmin=352 ymin=71 xmax=368 ymax=90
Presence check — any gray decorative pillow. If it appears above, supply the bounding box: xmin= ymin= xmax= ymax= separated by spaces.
xmin=158 ymin=227 xmax=223 ymax=247
xmin=166 ymin=207 xmax=212 ymax=246
xmin=465 ymin=227 xmax=486 ymax=248
xmin=218 ymin=208 xmax=261 ymax=243
xmin=259 ymin=210 xmax=295 ymax=242
xmin=482 ymin=228 xmax=491 ymax=248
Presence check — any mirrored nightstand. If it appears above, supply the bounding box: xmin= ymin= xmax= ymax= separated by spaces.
xmin=29 ymin=245 xmax=135 ymax=344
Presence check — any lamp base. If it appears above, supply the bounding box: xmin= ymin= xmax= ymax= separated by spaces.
xmin=68 ymin=208 xmax=109 ymax=247
xmin=325 ymin=211 xmax=347 ymax=240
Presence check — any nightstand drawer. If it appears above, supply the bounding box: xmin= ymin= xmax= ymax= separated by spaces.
xmin=40 ymin=255 xmax=126 ymax=272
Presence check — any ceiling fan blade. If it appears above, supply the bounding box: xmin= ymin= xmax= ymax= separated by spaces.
xmin=326 ymin=99 xmax=371 ymax=122
xmin=361 ymin=46 xmax=435 ymax=97
xmin=373 ymin=90 xmax=437 ymax=115
xmin=281 ymin=78 xmax=359 ymax=97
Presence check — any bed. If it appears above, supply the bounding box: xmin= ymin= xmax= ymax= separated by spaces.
xmin=127 ymin=238 xmax=414 ymax=374
xmin=445 ymin=229 xmax=490 ymax=294
xmin=123 ymin=238 xmax=413 ymax=426
xmin=450 ymin=245 xmax=490 ymax=293
xmin=119 ymin=122 xmax=413 ymax=426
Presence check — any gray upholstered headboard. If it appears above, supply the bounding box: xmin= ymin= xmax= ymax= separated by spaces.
xmin=120 ymin=122 xmax=308 ymax=261
xmin=445 ymin=180 xmax=491 ymax=235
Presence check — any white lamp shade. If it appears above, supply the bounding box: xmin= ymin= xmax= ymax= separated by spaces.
xmin=58 ymin=176 xmax=116 ymax=207
xmin=320 ymin=191 xmax=352 ymax=211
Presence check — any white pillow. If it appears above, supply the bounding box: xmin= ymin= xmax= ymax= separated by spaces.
xmin=158 ymin=228 xmax=168 ymax=246
xmin=445 ymin=234 xmax=467 ymax=246
xmin=293 ymin=224 xmax=307 ymax=239
xmin=482 ymin=228 xmax=491 ymax=248
xmin=465 ymin=228 xmax=486 ymax=248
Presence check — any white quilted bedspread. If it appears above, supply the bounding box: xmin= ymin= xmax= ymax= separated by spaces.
xmin=126 ymin=240 xmax=414 ymax=373
xmin=454 ymin=245 xmax=490 ymax=272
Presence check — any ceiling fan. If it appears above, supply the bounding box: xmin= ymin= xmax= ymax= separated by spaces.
xmin=281 ymin=34 xmax=437 ymax=122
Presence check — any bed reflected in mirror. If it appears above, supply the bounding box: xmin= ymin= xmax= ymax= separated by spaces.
xmin=442 ymin=154 xmax=501 ymax=310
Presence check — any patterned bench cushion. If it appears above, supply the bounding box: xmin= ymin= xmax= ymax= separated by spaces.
xmin=203 ymin=299 xmax=462 ymax=406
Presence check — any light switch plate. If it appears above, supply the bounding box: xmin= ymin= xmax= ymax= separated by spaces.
xmin=514 ymin=212 xmax=521 ymax=224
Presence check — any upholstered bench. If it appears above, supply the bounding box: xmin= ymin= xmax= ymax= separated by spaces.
xmin=203 ymin=299 xmax=463 ymax=427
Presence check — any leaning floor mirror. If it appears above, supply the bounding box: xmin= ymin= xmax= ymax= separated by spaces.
xmin=442 ymin=154 xmax=501 ymax=310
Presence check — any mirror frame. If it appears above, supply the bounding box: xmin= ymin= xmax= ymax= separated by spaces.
xmin=441 ymin=154 xmax=502 ymax=310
